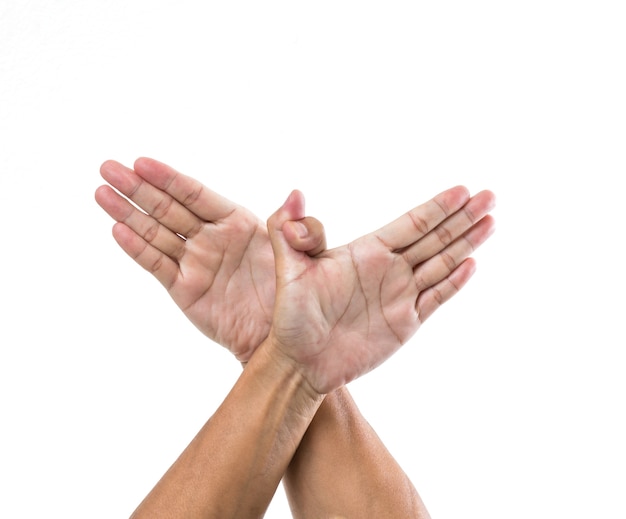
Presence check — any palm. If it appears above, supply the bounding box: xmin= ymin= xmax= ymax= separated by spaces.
xmin=167 ymin=211 xmax=275 ymax=360
xmin=96 ymin=158 xmax=276 ymax=361
xmin=276 ymin=242 xmax=417 ymax=387
xmin=267 ymin=188 xmax=496 ymax=394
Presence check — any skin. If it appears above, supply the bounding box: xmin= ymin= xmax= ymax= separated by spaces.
xmin=266 ymin=187 xmax=494 ymax=394
xmin=96 ymin=159 xmax=283 ymax=362
xmin=127 ymin=334 xmax=325 ymax=518
xmin=96 ymin=158 xmax=496 ymax=518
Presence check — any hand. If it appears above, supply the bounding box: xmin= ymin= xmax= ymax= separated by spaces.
xmin=95 ymin=158 xmax=325 ymax=361
xmin=266 ymin=187 xmax=496 ymax=394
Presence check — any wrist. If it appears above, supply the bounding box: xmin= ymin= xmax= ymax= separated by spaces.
xmin=251 ymin=335 xmax=325 ymax=404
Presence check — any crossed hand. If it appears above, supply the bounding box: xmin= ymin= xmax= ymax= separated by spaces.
xmin=96 ymin=158 xmax=495 ymax=393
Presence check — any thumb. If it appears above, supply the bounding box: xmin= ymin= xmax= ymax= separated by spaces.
xmin=283 ymin=215 xmax=327 ymax=257
xmin=267 ymin=190 xmax=307 ymax=281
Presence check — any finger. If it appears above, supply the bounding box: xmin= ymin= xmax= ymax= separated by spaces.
xmin=374 ymin=186 xmax=471 ymax=251
xmin=283 ymin=216 xmax=327 ymax=257
xmin=402 ymin=189 xmax=496 ymax=267
xmin=100 ymin=160 xmax=203 ymax=239
xmin=95 ymin=185 xmax=187 ymax=260
xmin=267 ymin=190 xmax=308 ymax=281
xmin=111 ymin=222 xmax=179 ymax=290
xmin=133 ymin=157 xmax=241 ymax=223
xmin=413 ymin=215 xmax=495 ymax=292
xmin=416 ymin=258 xmax=476 ymax=323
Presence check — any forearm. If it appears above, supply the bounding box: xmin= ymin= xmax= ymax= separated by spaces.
xmin=283 ymin=386 xmax=430 ymax=519
xmin=130 ymin=340 xmax=324 ymax=519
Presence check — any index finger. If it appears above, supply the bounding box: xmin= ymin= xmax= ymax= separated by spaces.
xmin=133 ymin=157 xmax=240 ymax=224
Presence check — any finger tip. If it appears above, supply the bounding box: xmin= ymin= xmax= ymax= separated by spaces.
xmin=448 ymin=185 xmax=471 ymax=207
xmin=287 ymin=188 xmax=305 ymax=206
xmin=94 ymin=184 xmax=107 ymax=202
xmin=479 ymin=214 xmax=497 ymax=240
xmin=111 ymin=221 xmax=123 ymax=237
xmin=280 ymin=189 xmax=306 ymax=219
xmin=133 ymin=156 xmax=153 ymax=172
xmin=111 ymin=221 xmax=131 ymax=242
xmin=99 ymin=159 xmax=116 ymax=174
xmin=483 ymin=189 xmax=497 ymax=209
xmin=453 ymin=185 xmax=470 ymax=198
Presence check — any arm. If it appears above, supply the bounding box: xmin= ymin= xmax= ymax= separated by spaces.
xmin=96 ymin=158 xmax=495 ymax=517
xmin=285 ymin=387 xmax=430 ymax=519
xmin=129 ymin=340 xmax=323 ymax=519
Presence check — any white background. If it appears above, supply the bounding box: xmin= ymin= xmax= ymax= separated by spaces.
xmin=1 ymin=1 xmax=625 ymax=518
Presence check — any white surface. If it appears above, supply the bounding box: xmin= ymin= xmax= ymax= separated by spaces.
xmin=1 ymin=1 xmax=625 ymax=518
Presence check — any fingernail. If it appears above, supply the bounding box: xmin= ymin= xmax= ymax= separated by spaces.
xmin=293 ymin=221 xmax=308 ymax=238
